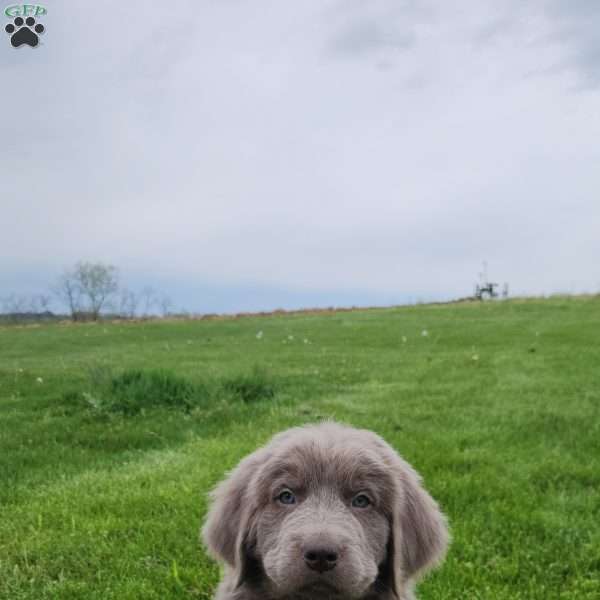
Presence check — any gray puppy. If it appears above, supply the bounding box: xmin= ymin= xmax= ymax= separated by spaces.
xmin=202 ymin=422 xmax=449 ymax=600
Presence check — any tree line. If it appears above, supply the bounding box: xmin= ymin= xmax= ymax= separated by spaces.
xmin=1 ymin=262 xmax=175 ymax=322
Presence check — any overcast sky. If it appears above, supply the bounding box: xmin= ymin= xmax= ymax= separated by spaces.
xmin=1 ymin=0 xmax=599 ymax=313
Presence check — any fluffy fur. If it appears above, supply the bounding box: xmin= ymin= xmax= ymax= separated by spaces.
xmin=202 ymin=422 xmax=449 ymax=600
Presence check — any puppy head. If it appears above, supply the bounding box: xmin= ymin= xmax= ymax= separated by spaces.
xmin=202 ymin=422 xmax=449 ymax=598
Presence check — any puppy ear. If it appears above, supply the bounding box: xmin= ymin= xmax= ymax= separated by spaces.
xmin=201 ymin=448 xmax=267 ymax=587
xmin=389 ymin=454 xmax=449 ymax=594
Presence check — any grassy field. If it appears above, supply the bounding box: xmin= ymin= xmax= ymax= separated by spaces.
xmin=1 ymin=298 xmax=599 ymax=599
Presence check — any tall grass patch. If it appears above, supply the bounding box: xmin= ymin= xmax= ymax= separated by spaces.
xmin=221 ymin=366 xmax=276 ymax=403
xmin=62 ymin=365 xmax=278 ymax=415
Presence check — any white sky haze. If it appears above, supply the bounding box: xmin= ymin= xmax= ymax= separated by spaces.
xmin=1 ymin=0 xmax=599 ymax=312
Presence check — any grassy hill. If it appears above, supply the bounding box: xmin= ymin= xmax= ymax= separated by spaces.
xmin=1 ymin=298 xmax=599 ymax=599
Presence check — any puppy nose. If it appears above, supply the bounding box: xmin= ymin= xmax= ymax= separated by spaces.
xmin=303 ymin=547 xmax=338 ymax=573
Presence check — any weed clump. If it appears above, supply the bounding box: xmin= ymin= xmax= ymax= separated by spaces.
xmin=106 ymin=369 xmax=198 ymax=414
xmin=61 ymin=365 xmax=277 ymax=415
xmin=221 ymin=366 xmax=276 ymax=403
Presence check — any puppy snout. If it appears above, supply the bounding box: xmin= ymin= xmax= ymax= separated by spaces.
xmin=303 ymin=546 xmax=338 ymax=573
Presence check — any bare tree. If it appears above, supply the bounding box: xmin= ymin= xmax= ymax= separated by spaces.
xmin=54 ymin=270 xmax=83 ymax=320
xmin=79 ymin=262 xmax=118 ymax=319
xmin=37 ymin=294 xmax=52 ymax=312
xmin=140 ymin=286 xmax=156 ymax=317
xmin=158 ymin=294 xmax=173 ymax=317
xmin=28 ymin=295 xmax=40 ymax=313
xmin=118 ymin=288 xmax=139 ymax=319
xmin=2 ymin=293 xmax=29 ymax=314
xmin=28 ymin=293 xmax=52 ymax=313
xmin=54 ymin=262 xmax=119 ymax=321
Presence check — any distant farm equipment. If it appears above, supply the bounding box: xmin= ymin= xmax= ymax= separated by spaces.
xmin=475 ymin=281 xmax=499 ymax=300
xmin=474 ymin=262 xmax=508 ymax=300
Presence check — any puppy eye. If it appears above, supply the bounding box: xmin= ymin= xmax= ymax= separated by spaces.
xmin=351 ymin=493 xmax=371 ymax=508
xmin=277 ymin=489 xmax=296 ymax=505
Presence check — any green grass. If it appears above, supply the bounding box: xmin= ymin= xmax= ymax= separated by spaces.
xmin=1 ymin=297 xmax=599 ymax=599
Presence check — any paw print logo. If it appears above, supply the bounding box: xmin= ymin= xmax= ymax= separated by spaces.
xmin=5 ymin=16 xmax=45 ymax=47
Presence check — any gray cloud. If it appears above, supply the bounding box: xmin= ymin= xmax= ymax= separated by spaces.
xmin=543 ymin=0 xmax=600 ymax=88
xmin=324 ymin=0 xmax=429 ymax=61
xmin=467 ymin=0 xmax=600 ymax=89
xmin=328 ymin=19 xmax=416 ymax=57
